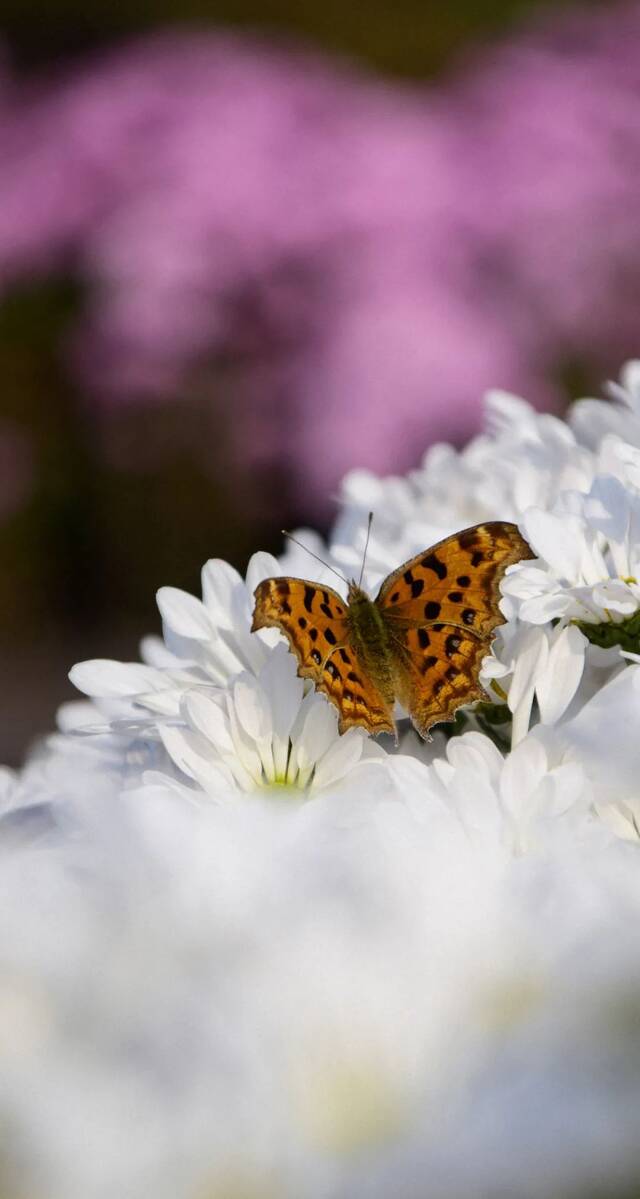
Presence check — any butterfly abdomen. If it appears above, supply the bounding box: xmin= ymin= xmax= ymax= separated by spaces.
xmin=346 ymin=584 xmax=395 ymax=702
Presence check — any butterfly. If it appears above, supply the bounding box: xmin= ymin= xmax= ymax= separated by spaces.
xmin=251 ymin=521 xmax=534 ymax=740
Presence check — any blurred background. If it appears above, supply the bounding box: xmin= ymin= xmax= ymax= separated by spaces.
xmin=1 ymin=0 xmax=638 ymax=765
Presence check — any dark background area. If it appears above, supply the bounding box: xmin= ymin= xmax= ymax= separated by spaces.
xmin=2 ymin=0 xmax=584 ymax=74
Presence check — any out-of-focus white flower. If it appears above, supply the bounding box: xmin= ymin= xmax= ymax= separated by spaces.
xmin=418 ymin=729 xmax=595 ymax=856
xmin=0 ymin=767 xmax=17 ymax=813
xmin=334 ymin=390 xmax=595 ymax=583
xmin=1 ymin=766 xmax=640 ymax=1199
xmin=551 ymin=662 xmax=640 ymax=822
xmin=571 ymin=359 xmax=640 ymax=452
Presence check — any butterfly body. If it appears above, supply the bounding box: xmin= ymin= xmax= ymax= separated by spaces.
xmin=344 ymin=582 xmax=396 ymax=705
xmin=252 ymin=522 xmax=533 ymax=740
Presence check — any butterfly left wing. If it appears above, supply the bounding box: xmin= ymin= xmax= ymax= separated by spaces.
xmin=252 ymin=577 xmax=395 ymax=737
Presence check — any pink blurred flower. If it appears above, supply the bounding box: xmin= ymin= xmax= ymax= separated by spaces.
xmin=1 ymin=9 xmax=640 ymax=509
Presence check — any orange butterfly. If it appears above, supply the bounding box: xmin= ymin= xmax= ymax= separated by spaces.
xmin=251 ymin=521 xmax=533 ymax=740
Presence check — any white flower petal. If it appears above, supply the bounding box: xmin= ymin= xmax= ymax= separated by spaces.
xmin=245 ymin=551 xmax=280 ymax=595
xmin=312 ymin=729 xmax=364 ymax=792
xmin=259 ymin=646 xmax=303 ymax=743
xmin=500 ymin=736 xmax=547 ymax=812
xmin=446 ymin=731 xmax=503 ymax=782
xmin=591 ymin=580 xmax=637 ymax=615
xmin=520 ymin=592 xmax=572 ymax=624
xmin=200 ymin=558 xmax=240 ymax=612
xmin=537 ymin=625 xmax=586 ymax=726
xmin=583 ymin=475 xmax=630 ymax=547
xmin=184 ymin=691 xmax=234 ymax=755
xmin=158 ymin=724 xmax=217 ymax=789
xmin=156 ymin=586 xmax=213 ymax=640
xmin=69 ymin=660 xmax=166 ymax=699
xmin=521 ymin=509 xmax=583 ymax=579
xmin=556 ymin=665 xmax=640 ymax=805
xmin=291 ymin=695 xmax=339 ymax=777
xmin=232 ymin=674 xmax=271 ymax=742
xmin=508 ymin=627 xmax=548 ymax=716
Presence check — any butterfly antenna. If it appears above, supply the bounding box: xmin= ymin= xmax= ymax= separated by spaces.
xmin=358 ymin=511 xmax=374 ymax=587
xmin=281 ymin=531 xmax=348 ymax=586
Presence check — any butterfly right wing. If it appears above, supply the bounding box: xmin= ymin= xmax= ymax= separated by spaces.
xmin=376 ymin=522 xmax=532 ymax=738
xmin=377 ymin=522 xmax=533 ymax=636
xmin=252 ymin=577 xmax=395 ymax=737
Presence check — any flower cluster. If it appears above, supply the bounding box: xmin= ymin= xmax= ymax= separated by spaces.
xmin=3 ymin=363 xmax=640 ymax=1198
xmin=3 ymin=5 xmax=640 ymax=510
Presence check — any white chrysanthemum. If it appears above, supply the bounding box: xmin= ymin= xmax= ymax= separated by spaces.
xmin=396 ymin=728 xmax=597 ymax=857
xmin=157 ymin=644 xmax=386 ymax=799
xmin=69 ymin=551 xmax=282 ymax=721
xmin=334 ymin=390 xmax=595 ymax=583
xmin=2 ymin=769 xmax=640 ymax=1199
xmin=481 ymin=621 xmax=588 ymax=744
xmin=504 ymin=475 xmax=640 ymax=632
xmin=570 ymin=359 xmax=640 ymax=452
xmin=547 ymin=662 xmax=640 ymax=839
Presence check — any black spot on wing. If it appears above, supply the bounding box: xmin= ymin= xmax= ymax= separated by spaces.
xmin=445 ymin=665 xmax=459 ymax=681
xmin=298 ymin=616 xmax=307 ymax=629
xmin=447 ymin=591 xmax=463 ymax=604
xmin=324 ymin=627 xmax=337 ymax=645
xmin=339 ymin=649 xmax=351 ymax=665
xmin=311 ymin=649 xmax=322 ymax=665
xmin=424 ymin=600 xmax=441 ymax=621
xmin=421 ymin=552 xmax=447 ymax=580
xmin=462 ymin=608 xmax=476 ymax=626
xmin=458 ymin=528 xmax=480 ymax=550
xmin=411 ymin=578 xmax=424 ymax=598
xmin=320 ymin=602 xmax=333 ymax=619
xmin=445 ymin=633 xmax=461 ymax=657
xmin=422 ymin=655 xmax=438 ymax=672
xmin=309 ymin=628 xmax=318 ymax=642
xmin=417 ymin=628 xmax=430 ymax=649
xmin=457 ymin=575 xmax=471 ymax=587
xmin=471 ymin=551 xmax=484 ymax=567
xmin=304 ymin=585 xmax=315 ymax=614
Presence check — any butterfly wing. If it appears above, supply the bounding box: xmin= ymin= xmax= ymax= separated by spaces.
xmin=252 ymin=577 xmax=395 ymax=737
xmin=377 ymin=522 xmax=533 ymax=736
xmin=377 ymin=522 xmax=533 ymax=636
xmin=390 ymin=624 xmax=491 ymax=738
